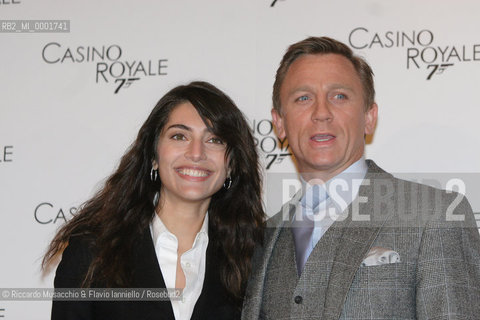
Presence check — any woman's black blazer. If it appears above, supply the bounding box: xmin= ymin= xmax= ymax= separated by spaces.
xmin=52 ymin=228 xmax=240 ymax=320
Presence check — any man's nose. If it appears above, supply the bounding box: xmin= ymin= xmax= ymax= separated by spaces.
xmin=185 ymin=139 xmax=207 ymax=161
xmin=311 ymin=100 xmax=333 ymax=122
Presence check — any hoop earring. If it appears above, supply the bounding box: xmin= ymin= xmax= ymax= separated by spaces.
xmin=223 ymin=177 xmax=232 ymax=190
xmin=150 ymin=168 xmax=158 ymax=182
xmin=153 ymin=191 xmax=159 ymax=206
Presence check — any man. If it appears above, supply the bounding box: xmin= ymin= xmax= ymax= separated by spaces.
xmin=242 ymin=37 xmax=480 ymax=319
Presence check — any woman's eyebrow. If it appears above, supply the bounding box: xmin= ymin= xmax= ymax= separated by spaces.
xmin=165 ymin=124 xmax=191 ymax=131
xmin=165 ymin=124 xmax=213 ymax=134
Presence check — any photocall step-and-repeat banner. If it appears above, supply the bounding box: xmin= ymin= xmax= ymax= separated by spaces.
xmin=1 ymin=0 xmax=479 ymax=318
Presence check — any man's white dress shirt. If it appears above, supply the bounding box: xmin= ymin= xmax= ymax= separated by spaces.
xmin=295 ymin=157 xmax=368 ymax=263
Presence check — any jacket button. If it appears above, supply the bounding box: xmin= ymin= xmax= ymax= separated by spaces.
xmin=294 ymin=295 xmax=303 ymax=304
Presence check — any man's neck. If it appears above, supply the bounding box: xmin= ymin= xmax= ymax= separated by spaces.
xmin=300 ymin=157 xmax=368 ymax=185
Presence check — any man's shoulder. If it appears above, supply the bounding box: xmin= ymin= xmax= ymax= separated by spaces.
xmin=367 ymin=159 xmax=461 ymax=198
xmin=367 ymin=159 xmax=474 ymax=227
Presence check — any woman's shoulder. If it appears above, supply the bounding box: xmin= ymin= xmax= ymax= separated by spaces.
xmin=54 ymin=234 xmax=96 ymax=288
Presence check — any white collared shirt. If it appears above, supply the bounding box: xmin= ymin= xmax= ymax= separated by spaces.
xmin=295 ymin=157 xmax=368 ymax=257
xmin=150 ymin=213 xmax=209 ymax=320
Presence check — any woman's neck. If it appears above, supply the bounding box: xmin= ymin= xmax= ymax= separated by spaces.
xmin=155 ymin=195 xmax=210 ymax=291
xmin=155 ymin=195 xmax=209 ymax=247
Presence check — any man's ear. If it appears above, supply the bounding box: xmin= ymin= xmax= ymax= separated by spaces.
xmin=364 ymin=103 xmax=378 ymax=135
xmin=271 ymin=108 xmax=286 ymax=139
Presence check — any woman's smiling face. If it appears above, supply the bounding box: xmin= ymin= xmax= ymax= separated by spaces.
xmin=153 ymin=102 xmax=228 ymax=205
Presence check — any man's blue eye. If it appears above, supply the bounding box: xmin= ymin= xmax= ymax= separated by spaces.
xmin=297 ymin=96 xmax=309 ymax=101
xmin=335 ymin=93 xmax=347 ymax=100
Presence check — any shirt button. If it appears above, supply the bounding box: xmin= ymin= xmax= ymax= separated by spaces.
xmin=294 ymin=295 xmax=303 ymax=304
xmin=185 ymin=262 xmax=191 ymax=268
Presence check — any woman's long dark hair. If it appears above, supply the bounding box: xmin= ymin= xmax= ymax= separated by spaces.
xmin=43 ymin=81 xmax=264 ymax=301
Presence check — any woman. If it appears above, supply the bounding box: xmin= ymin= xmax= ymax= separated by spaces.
xmin=43 ymin=81 xmax=264 ymax=320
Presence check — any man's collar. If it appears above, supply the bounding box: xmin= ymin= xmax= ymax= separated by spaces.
xmin=299 ymin=157 xmax=368 ymax=212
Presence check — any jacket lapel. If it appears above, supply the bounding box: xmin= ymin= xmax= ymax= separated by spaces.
xmin=322 ymin=160 xmax=395 ymax=319
xmin=242 ymin=191 xmax=301 ymax=320
xmin=133 ymin=228 xmax=176 ymax=319
xmin=191 ymin=232 xmax=242 ymax=319
xmin=191 ymin=240 xmax=221 ymax=318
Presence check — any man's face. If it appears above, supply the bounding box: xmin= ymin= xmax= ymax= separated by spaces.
xmin=272 ymin=53 xmax=377 ymax=181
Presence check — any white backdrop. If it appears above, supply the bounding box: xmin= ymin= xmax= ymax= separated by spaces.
xmin=1 ymin=0 xmax=480 ymax=318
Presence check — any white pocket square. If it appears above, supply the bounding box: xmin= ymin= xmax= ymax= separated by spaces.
xmin=361 ymin=246 xmax=400 ymax=267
